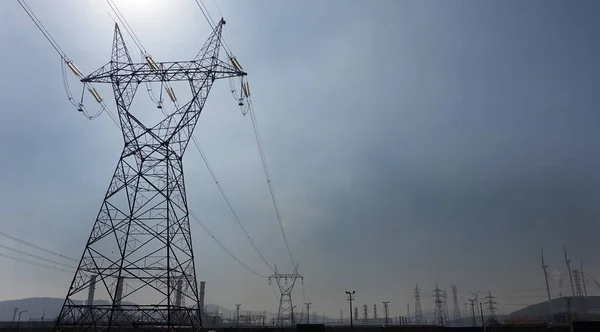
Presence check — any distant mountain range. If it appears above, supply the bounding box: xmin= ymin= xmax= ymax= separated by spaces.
xmin=3 ymin=296 xmax=598 ymax=323
xmin=509 ymin=296 xmax=600 ymax=318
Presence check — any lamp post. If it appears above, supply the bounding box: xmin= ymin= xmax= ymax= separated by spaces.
xmin=17 ymin=310 xmax=27 ymax=331
xmin=345 ymin=291 xmax=356 ymax=329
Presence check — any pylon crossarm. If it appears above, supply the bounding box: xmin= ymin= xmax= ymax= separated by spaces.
xmin=82 ymin=60 xmax=245 ymax=84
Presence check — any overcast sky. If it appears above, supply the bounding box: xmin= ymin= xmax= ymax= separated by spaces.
xmin=1 ymin=0 xmax=600 ymax=319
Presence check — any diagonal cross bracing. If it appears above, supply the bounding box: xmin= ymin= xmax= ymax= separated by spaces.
xmin=55 ymin=19 xmax=245 ymax=332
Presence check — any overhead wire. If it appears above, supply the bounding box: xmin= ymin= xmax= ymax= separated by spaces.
xmin=20 ymin=0 xmax=272 ymax=279
xmin=248 ymin=100 xmax=297 ymax=267
xmin=193 ymin=0 xmax=297 ymax=269
xmin=17 ymin=0 xmax=117 ymax=123
xmin=189 ymin=210 xmax=268 ymax=278
xmin=105 ymin=0 xmax=146 ymax=54
xmin=190 ymin=137 xmax=275 ymax=273
xmin=193 ymin=0 xmax=233 ymax=57
xmin=0 ymin=252 xmax=75 ymax=273
xmin=101 ymin=0 xmax=274 ymax=274
xmin=17 ymin=0 xmax=68 ymax=61
xmin=0 ymin=243 xmax=77 ymax=269
xmin=0 ymin=230 xmax=78 ymax=263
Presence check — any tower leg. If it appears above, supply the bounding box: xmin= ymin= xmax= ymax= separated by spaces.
xmin=55 ymin=141 xmax=202 ymax=331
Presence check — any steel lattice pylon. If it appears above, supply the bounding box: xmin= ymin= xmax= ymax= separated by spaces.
xmin=269 ymin=265 xmax=302 ymax=326
xmin=55 ymin=19 xmax=245 ymax=332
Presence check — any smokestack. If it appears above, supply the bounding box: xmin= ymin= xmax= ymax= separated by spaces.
xmin=87 ymin=274 xmax=97 ymax=306
xmin=200 ymin=281 xmax=206 ymax=314
xmin=114 ymin=276 xmax=124 ymax=306
xmin=175 ymin=278 xmax=183 ymax=307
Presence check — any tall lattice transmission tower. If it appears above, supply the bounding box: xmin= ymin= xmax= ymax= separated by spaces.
xmin=413 ymin=284 xmax=424 ymax=324
xmin=442 ymin=289 xmax=449 ymax=323
xmin=484 ymin=291 xmax=497 ymax=320
xmin=433 ymin=284 xmax=446 ymax=326
xmin=269 ymin=265 xmax=303 ymax=326
xmin=573 ymin=269 xmax=586 ymax=310
xmin=54 ymin=18 xmax=246 ymax=331
xmin=573 ymin=270 xmax=584 ymax=297
xmin=452 ymin=286 xmax=462 ymax=323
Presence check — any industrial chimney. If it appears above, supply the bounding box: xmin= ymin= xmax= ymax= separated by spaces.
xmin=200 ymin=281 xmax=206 ymax=315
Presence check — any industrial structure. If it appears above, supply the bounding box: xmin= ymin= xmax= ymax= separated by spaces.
xmin=53 ymin=19 xmax=246 ymax=331
xmin=270 ymin=266 xmax=303 ymax=326
xmin=413 ymin=285 xmax=424 ymax=324
xmin=432 ymin=284 xmax=446 ymax=326
xmin=452 ymin=286 xmax=461 ymax=323
xmin=484 ymin=291 xmax=497 ymax=320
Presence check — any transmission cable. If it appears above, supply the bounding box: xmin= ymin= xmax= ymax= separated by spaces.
xmin=17 ymin=0 xmax=67 ymax=60
xmin=195 ymin=0 xmax=298 ymax=267
xmin=101 ymin=1 xmax=275 ymax=273
xmin=99 ymin=3 xmax=271 ymax=273
xmin=0 ymin=230 xmax=78 ymax=263
xmin=191 ymin=137 xmax=275 ymax=273
xmin=0 ymin=243 xmax=76 ymax=269
xmin=105 ymin=0 xmax=146 ymax=54
xmin=189 ymin=210 xmax=268 ymax=278
xmin=248 ymin=100 xmax=296 ymax=267
xmin=0 ymin=252 xmax=74 ymax=273
xmin=105 ymin=3 xmax=271 ymax=272
xmin=193 ymin=0 xmax=234 ymax=57
xmin=17 ymin=0 xmax=117 ymax=122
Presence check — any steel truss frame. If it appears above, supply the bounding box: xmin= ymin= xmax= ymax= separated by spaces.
xmin=55 ymin=19 xmax=245 ymax=332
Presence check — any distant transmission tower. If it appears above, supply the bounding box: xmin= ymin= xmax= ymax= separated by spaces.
xmin=452 ymin=286 xmax=461 ymax=323
xmin=433 ymin=284 xmax=446 ymax=326
xmin=269 ymin=265 xmax=303 ymax=326
xmin=54 ymin=19 xmax=246 ymax=331
xmin=382 ymin=301 xmax=389 ymax=326
xmin=362 ymin=304 xmax=368 ymax=323
xmin=442 ymin=289 xmax=449 ymax=324
xmin=468 ymin=298 xmax=476 ymax=327
xmin=573 ymin=268 xmax=586 ymax=311
xmin=484 ymin=291 xmax=497 ymax=320
xmin=573 ymin=270 xmax=584 ymax=297
xmin=373 ymin=304 xmax=377 ymax=319
xmin=414 ymin=284 xmax=424 ymax=324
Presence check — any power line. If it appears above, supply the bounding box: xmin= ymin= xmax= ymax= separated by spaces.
xmin=105 ymin=0 xmax=146 ymax=54
xmin=0 ymin=252 xmax=74 ymax=273
xmin=20 ymin=0 xmax=268 ymax=278
xmin=0 ymin=230 xmax=77 ymax=262
xmin=190 ymin=137 xmax=275 ymax=273
xmin=17 ymin=0 xmax=117 ymax=122
xmin=16 ymin=0 xmax=68 ymax=60
xmin=248 ymin=101 xmax=296 ymax=267
xmin=189 ymin=210 xmax=268 ymax=278
xmin=193 ymin=0 xmax=233 ymax=57
xmin=189 ymin=0 xmax=294 ymax=268
xmin=0 ymin=243 xmax=76 ymax=269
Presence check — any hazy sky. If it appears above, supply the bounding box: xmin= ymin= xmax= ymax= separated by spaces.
xmin=1 ymin=0 xmax=600 ymax=320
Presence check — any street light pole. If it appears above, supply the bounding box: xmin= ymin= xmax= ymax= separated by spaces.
xmin=17 ymin=310 xmax=27 ymax=331
xmin=345 ymin=291 xmax=356 ymax=329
